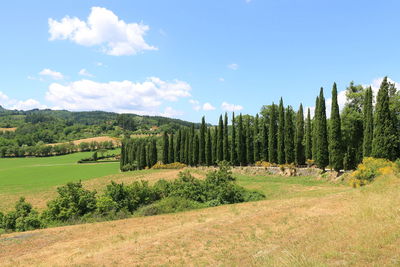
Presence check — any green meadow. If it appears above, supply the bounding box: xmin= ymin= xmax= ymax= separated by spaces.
xmin=0 ymin=151 xmax=120 ymax=195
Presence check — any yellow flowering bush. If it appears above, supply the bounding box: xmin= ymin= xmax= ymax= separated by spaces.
xmin=255 ymin=161 xmax=274 ymax=168
xmin=152 ymin=162 xmax=187 ymax=169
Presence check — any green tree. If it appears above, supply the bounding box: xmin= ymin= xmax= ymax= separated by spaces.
xmin=168 ymin=133 xmax=174 ymax=163
xmin=312 ymin=96 xmax=319 ymax=160
xmin=238 ymin=114 xmax=246 ymax=165
xmin=217 ymin=115 xmax=224 ymax=162
xmin=206 ymin=128 xmax=212 ymax=166
xmin=277 ymin=98 xmax=285 ymax=164
xmin=363 ymin=87 xmax=373 ymax=157
xmin=254 ymin=114 xmax=261 ymax=162
xmin=295 ymin=104 xmax=305 ymax=165
xmin=162 ymin=132 xmax=169 ymax=164
xmin=223 ymin=112 xmax=230 ymax=161
xmin=231 ymin=113 xmax=238 ymax=165
xmin=150 ymin=139 xmax=157 ymax=167
xmin=316 ymin=88 xmax=329 ymax=170
xmin=193 ymin=133 xmax=199 ymax=166
xmin=268 ymin=104 xmax=278 ymax=163
xmin=284 ymin=106 xmax=295 ymax=164
xmin=305 ymin=108 xmax=312 ymax=160
xmin=246 ymin=117 xmax=254 ymax=164
xmin=329 ymin=83 xmax=343 ymax=171
xmin=175 ymin=129 xmax=181 ymax=162
xmin=199 ymin=117 xmax=206 ymax=165
xmin=262 ymin=119 xmax=268 ymax=161
xmin=372 ymin=77 xmax=398 ymax=160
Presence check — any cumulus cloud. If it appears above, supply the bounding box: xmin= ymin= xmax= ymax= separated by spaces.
xmin=48 ymin=7 xmax=157 ymax=56
xmin=228 ymin=63 xmax=239 ymax=70
xmin=45 ymin=77 xmax=191 ymax=115
xmin=39 ymin=68 xmax=64 ymax=80
xmin=202 ymin=102 xmax=216 ymax=111
xmin=0 ymin=91 xmax=46 ymax=110
xmin=221 ymin=101 xmax=243 ymax=112
xmin=78 ymin=68 xmax=94 ymax=77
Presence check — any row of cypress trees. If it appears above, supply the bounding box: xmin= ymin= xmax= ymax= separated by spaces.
xmin=121 ymin=77 xmax=399 ymax=171
xmin=120 ymin=138 xmax=157 ymax=170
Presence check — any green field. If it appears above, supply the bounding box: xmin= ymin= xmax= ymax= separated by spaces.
xmin=0 ymin=151 xmax=120 ymax=194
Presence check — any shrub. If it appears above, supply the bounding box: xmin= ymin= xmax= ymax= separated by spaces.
xmin=152 ymin=162 xmax=187 ymax=169
xmin=96 ymin=196 xmax=118 ymax=214
xmin=0 ymin=211 xmax=3 ymax=230
xmin=306 ymin=159 xmax=315 ymax=167
xmin=135 ymin=197 xmax=204 ymax=216
xmin=1 ymin=198 xmax=43 ymax=232
xmin=349 ymin=157 xmax=397 ymax=187
xmin=255 ymin=161 xmax=274 ymax=168
xmin=43 ymin=182 xmax=97 ymax=222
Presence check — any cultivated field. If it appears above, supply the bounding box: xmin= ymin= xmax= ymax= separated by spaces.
xmin=48 ymin=136 xmax=121 ymax=146
xmin=0 ymin=128 xmax=17 ymax=132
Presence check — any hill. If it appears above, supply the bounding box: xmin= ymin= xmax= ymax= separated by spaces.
xmin=0 ymin=172 xmax=399 ymax=266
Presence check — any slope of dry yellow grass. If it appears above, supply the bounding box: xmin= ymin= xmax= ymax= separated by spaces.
xmin=0 ymin=174 xmax=399 ymax=266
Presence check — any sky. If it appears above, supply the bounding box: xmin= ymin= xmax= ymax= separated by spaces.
xmin=1 ymin=0 xmax=400 ymax=124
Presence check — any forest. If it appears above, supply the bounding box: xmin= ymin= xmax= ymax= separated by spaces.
xmin=121 ymin=77 xmax=400 ymax=171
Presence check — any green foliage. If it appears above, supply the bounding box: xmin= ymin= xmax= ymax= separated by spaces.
xmin=135 ymin=197 xmax=204 ymax=216
xmin=329 ymin=83 xmax=343 ymax=171
xmin=316 ymin=88 xmax=329 ymax=170
xmin=268 ymin=104 xmax=278 ymax=163
xmin=284 ymin=106 xmax=295 ymax=164
xmin=363 ymin=87 xmax=374 ymax=157
xmin=277 ymin=98 xmax=286 ymax=164
xmin=0 ymin=198 xmax=42 ymax=232
xmin=349 ymin=157 xmax=398 ymax=187
xmin=295 ymin=104 xmax=305 ymax=165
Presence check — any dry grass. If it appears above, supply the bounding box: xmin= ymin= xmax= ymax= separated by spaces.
xmin=0 ymin=128 xmax=16 ymax=132
xmin=1 ymin=174 xmax=399 ymax=266
xmin=48 ymin=136 xmax=120 ymax=146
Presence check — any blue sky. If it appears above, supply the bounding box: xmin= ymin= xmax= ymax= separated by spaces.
xmin=0 ymin=0 xmax=400 ymax=123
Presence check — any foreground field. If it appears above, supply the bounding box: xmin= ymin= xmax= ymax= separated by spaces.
xmin=0 ymin=173 xmax=399 ymax=266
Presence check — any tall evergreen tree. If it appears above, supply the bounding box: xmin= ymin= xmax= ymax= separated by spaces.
xmin=189 ymin=125 xmax=195 ymax=166
xmin=238 ymin=114 xmax=246 ymax=165
xmin=246 ymin=117 xmax=254 ymax=164
xmin=254 ymin=114 xmax=261 ymax=162
xmin=168 ymin=133 xmax=174 ymax=163
xmin=180 ymin=130 xmax=186 ymax=163
xmin=372 ymin=77 xmax=397 ymax=160
xmin=312 ymin=96 xmax=319 ymax=160
xmin=305 ymin=108 xmax=312 ymax=160
xmin=175 ymin=129 xmax=181 ymax=162
xmin=206 ymin=128 xmax=212 ymax=166
xmin=363 ymin=87 xmax=373 ymax=157
xmin=199 ymin=117 xmax=206 ymax=165
xmin=329 ymin=83 xmax=343 ymax=171
xmin=223 ymin=112 xmax=230 ymax=161
xmin=268 ymin=104 xmax=278 ymax=163
xmin=316 ymin=88 xmax=329 ymax=170
xmin=139 ymin=143 xmax=147 ymax=170
xmin=162 ymin=132 xmax=169 ymax=164
xmin=295 ymin=104 xmax=305 ymax=165
xmin=262 ymin=119 xmax=269 ymax=161
xmin=150 ymin=139 xmax=157 ymax=166
xmin=284 ymin=106 xmax=295 ymax=164
xmin=217 ymin=115 xmax=224 ymax=162
xmin=213 ymin=126 xmax=218 ymax=164
xmin=277 ymin=98 xmax=286 ymax=164
xmin=231 ymin=113 xmax=238 ymax=165
xmin=193 ymin=133 xmax=199 ymax=166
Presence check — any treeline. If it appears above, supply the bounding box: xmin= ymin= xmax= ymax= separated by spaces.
xmin=0 ymin=140 xmax=117 ymax=158
xmin=121 ymin=77 xmax=399 ymax=171
xmin=120 ymin=138 xmax=158 ymax=171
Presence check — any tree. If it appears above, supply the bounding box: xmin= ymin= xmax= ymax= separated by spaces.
xmin=277 ymin=98 xmax=285 ymax=164
xmin=213 ymin=126 xmax=218 ymax=164
xmin=168 ymin=133 xmax=174 ymax=163
xmin=295 ymin=104 xmax=305 ymax=165
xmin=246 ymin=117 xmax=254 ymax=164
xmin=193 ymin=133 xmax=199 ymax=166
xmin=199 ymin=117 xmax=206 ymax=165
xmin=217 ymin=115 xmax=224 ymax=162
xmin=305 ymin=108 xmax=312 ymax=160
xmin=329 ymin=83 xmax=343 ymax=171
xmin=268 ymin=104 xmax=278 ymax=163
xmin=372 ymin=77 xmax=397 ymax=160
xmin=363 ymin=86 xmax=373 ymax=157
xmin=262 ymin=119 xmax=268 ymax=161
xmin=312 ymin=96 xmax=319 ymax=160
xmin=175 ymin=129 xmax=181 ymax=163
xmin=316 ymin=88 xmax=329 ymax=170
xmin=238 ymin=114 xmax=246 ymax=165
xmin=180 ymin=130 xmax=186 ymax=163
xmin=206 ymin=128 xmax=212 ymax=166
xmin=223 ymin=113 xmax=230 ymax=161
xmin=284 ymin=106 xmax=295 ymax=164
xmin=254 ymin=114 xmax=261 ymax=162
xmin=162 ymin=132 xmax=169 ymax=164
xmin=150 ymin=139 xmax=157 ymax=167
xmin=231 ymin=113 xmax=238 ymax=165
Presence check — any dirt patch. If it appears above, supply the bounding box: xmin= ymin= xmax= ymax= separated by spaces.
xmin=0 ymin=127 xmax=17 ymax=132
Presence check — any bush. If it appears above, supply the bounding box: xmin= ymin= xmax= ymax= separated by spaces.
xmin=135 ymin=197 xmax=204 ymax=216
xmin=349 ymin=157 xmax=398 ymax=187
xmin=43 ymin=182 xmax=97 ymax=222
xmin=1 ymin=198 xmax=43 ymax=232
xmin=255 ymin=161 xmax=274 ymax=168
xmin=152 ymin=162 xmax=187 ymax=169
xmin=96 ymin=196 xmax=118 ymax=214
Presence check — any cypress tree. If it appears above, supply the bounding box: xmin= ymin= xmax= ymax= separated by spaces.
xmin=139 ymin=143 xmax=146 ymax=170
xmin=238 ymin=114 xmax=246 ymax=165
xmin=246 ymin=117 xmax=254 ymax=164
xmin=316 ymin=88 xmax=329 ymax=170
xmin=268 ymin=104 xmax=277 ymax=163
xmin=175 ymin=129 xmax=181 ymax=162
xmin=223 ymin=112 xmax=230 ymax=161
xmin=162 ymin=132 xmax=169 ymax=164
xmin=185 ymin=130 xmax=190 ymax=164
xmin=295 ymin=104 xmax=305 ymax=165
xmin=189 ymin=125 xmax=195 ymax=166
xmin=193 ymin=133 xmax=199 ymax=166
xmin=329 ymin=83 xmax=343 ymax=171
xmin=168 ymin=133 xmax=174 ymax=163
xmin=180 ymin=130 xmax=186 ymax=163
xmin=305 ymin=108 xmax=312 ymax=160
xmin=199 ymin=117 xmax=206 ymax=165
xmin=372 ymin=77 xmax=397 ymax=160
xmin=213 ymin=126 xmax=218 ymax=164
xmin=217 ymin=115 xmax=224 ymax=162
xmin=284 ymin=106 xmax=295 ymax=164
xmin=206 ymin=128 xmax=212 ymax=166
xmin=231 ymin=112 xmax=238 ymax=165
xmin=363 ymin=87 xmax=373 ymax=157
xmin=150 ymin=139 xmax=157 ymax=166
xmin=262 ymin=119 xmax=269 ymax=161
xmin=312 ymin=96 xmax=319 ymax=160
xmin=254 ymin=114 xmax=260 ymax=162
xmin=277 ymin=98 xmax=285 ymax=164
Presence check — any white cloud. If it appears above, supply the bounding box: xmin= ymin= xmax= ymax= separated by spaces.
xmin=221 ymin=101 xmax=243 ymax=112
xmin=45 ymin=77 xmax=191 ymax=114
xmin=48 ymin=7 xmax=157 ymax=56
xmin=161 ymin=107 xmax=183 ymax=118
xmin=202 ymin=102 xmax=216 ymax=111
xmin=189 ymin=99 xmax=201 ymax=111
xmin=218 ymin=77 xmax=225 ymax=82
xmin=78 ymin=68 xmax=94 ymax=77
xmin=228 ymin=63 xmax=239 ymax=70
xmin=0 ymin=91 xmax=46 ymax=110
xmin=39 ymin=68 xmax=64 ymax=80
